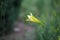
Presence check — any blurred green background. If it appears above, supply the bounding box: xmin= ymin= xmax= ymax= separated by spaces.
xmin=20 ymin=0 xmax=60 ymax=40
xmin=0 ymin=0 xmax=60 ymax=40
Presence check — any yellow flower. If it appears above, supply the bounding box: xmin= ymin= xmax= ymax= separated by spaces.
xmin=26 ymin=13 xmax=40 ymax=23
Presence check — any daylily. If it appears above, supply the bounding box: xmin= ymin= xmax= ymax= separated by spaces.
xmin=26 ymin=13 xmax=41 ymax=23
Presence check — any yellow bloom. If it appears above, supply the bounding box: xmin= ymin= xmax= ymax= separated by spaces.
xmin=26 ymin=13 xmax=40 ymax=23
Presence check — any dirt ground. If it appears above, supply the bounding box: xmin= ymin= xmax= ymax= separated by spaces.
xmin=0 ymin=21 xmax=35 ymax=40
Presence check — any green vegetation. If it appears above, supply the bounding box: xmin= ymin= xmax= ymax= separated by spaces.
xmin=0 ymin=0 xmax=22 ymax=36
xmin=0 ymin=0 xmax=60 ymax=40
xmin=23 ymin=0 xmax=60 ymax=40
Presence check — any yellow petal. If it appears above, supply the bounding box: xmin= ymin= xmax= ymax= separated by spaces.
xmin=26 ymin=13 xmax=44 ymax=26
xmin=27 ymin=13 xmax=40 ymax=23
xmin=31 ymin=15 xmax=40 ymax=23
